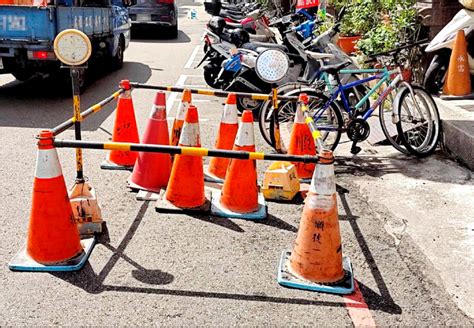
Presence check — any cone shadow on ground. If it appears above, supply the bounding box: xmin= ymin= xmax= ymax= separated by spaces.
xmin=338 ymin=188 xmax=402 ymax=315
xmin=254 ymin=214 xmax=298 ymax=233
xmin=52 ymin=201 xmax=174 ymax=291
xmin=0 ymin=61 xmax=152 ymax=131
xmin=186 ymin=213 xmax=245 ymax=233
xmin=52 ymin=190 xmax=400 ymax=314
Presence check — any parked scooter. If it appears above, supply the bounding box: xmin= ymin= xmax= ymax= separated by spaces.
xmin=423 ymin=8 xmax=474 ymax=94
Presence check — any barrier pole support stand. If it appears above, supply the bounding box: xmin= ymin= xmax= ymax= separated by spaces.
xmin=70 ymin=66 xmax=85 ymax=182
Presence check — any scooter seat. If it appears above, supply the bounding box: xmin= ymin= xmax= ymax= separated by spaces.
xmin=225 ymin=21 xmax=243 ymax=29
xmin=319 ymin=61 xmax=352 ymax=75
xmin=305 ymin=51 xmax=335 ymax=61
xmin=242 ymin=42 xmax=288 ymax=53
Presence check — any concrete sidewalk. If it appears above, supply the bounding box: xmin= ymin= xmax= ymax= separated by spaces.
xmin=435 ymin=97 xmax=474 ymax=170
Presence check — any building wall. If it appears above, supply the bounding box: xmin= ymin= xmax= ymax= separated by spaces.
xmin=417 ymin=0 xmax=463 ymax=37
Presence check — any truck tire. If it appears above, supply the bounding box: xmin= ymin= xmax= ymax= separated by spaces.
xmin=168 ymin=24 xmax=178 ymax=39
xmin=12 ymin=71 xmax=34 ymax=81
xmin=111 ymin=38 xmax=124 ymax=70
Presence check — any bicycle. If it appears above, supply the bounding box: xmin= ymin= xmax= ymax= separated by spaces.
xmin=257 ymin=51 xmax=369 ymax=147
xmin=269 ymin=55 xmax=441 ymax=157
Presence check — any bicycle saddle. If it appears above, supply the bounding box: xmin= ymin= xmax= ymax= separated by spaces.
xmin=319 ymin=61 xmax=352 ymax=75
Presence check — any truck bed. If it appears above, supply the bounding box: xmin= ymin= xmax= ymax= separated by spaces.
xmin=0 ymin=5 xmax=113 ymax=44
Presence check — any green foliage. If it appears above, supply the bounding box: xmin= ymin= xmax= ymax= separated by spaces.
xmin=328 ymin=0 xmax=418 ymax=55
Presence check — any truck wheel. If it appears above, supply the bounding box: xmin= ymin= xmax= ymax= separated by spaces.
xmin=12 ymin=71 xmax=34 ymax=81
xmin=170 ymin=25 xmax=178 ymax=38
xmin=111 ymin=38 xmax=124 ymax=70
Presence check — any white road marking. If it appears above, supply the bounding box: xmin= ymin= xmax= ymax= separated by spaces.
xmin=166 ymin=74 xmax=187 ymax=112
xmin=185 ymin=45 xmax=200 ymax=69
xmin=173 ymin=99 xmax=210 ymax=103
xmin=167 ymin=118 xmax=210 ymax=122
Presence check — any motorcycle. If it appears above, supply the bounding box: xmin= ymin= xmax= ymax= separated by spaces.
xmin=423 ymin=8 xmax=474 ymax=94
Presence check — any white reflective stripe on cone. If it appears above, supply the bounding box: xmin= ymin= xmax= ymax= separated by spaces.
xmin=35 ymin=148 xmax=63 ymax=179
xmin=176 ymin=102 xmax=190 ymax=120
xmin=294 ymin=104 xmax=305 ymax=124
xmin=235 ymin=122 xmax=255 ymax=147
xmin=179 ymin=123 xmax=200 ymax=146
xmin=221 ymin=104 xmax=238 ymax=124
xmin=309 ymin=163 xmax=336 ymax=195
xmin=150 ymin=105 xmax=166 ymax=119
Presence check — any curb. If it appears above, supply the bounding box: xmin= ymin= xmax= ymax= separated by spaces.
xmin=435 ymin=98 xmax=474 ymax=170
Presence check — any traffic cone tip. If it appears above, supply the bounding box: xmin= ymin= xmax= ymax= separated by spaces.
xmin=154 ymin=92 xmax=166 ymax=106
xmin=227 ymin=93 xmax=237 ymax=105
xmin=182 ymin=89 xmax=192 ymax=102
xmin=185 ymin=106 xmax=199 ymax=123
xmin=241 ymin=110 xmax=253 ymax=123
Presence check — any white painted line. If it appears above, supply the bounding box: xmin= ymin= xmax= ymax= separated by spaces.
xmin=182 ymin=84 xmax=208 ymax=88
xmin=185 ymin=46 xmax=200 ymax=69
xmin=166 ymin=74 xmax=187 ymax=112
xmin=167 ymin=118 xmax=210 ymax=122
xmin=173 ymin=99 xmax=210 ymax=103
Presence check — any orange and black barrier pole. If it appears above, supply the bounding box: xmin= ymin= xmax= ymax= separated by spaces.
xmin=129 ymin=82 xmax=301 ymax=101
xmin=70 ymin=67 xmax=84 ymax=181
xmin=51 ymin=88 xmax=125 ymax=136
xmin=53 ymin=139 xmax=320 ymax=164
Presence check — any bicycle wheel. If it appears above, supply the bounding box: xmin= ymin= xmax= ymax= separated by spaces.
xmin=269 ymin=89 xmax=343 ymax=153
xmin=395 ymin=86 xmax=441 ymax=157
xmin=378 ymin=91 xmax=410 ymax=154
xmin=258 ymin=83 xmax=311 ymax=147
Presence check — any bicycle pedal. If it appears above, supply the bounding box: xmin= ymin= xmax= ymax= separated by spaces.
xmin=351 ymin=146 xmax=362 ymax=155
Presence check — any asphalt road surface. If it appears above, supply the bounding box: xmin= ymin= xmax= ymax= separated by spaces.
xmin=1 ymin=0 xmax=473 ymax=326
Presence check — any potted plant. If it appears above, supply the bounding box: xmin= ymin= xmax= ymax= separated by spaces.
xmin=331 ymin=0 xmax=378 ymax=54
xmin=355 ymin=0 xmax=419 ymax=79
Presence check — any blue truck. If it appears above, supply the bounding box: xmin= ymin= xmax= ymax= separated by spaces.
xmin=0 ymin=0 xmax=130 ymax=82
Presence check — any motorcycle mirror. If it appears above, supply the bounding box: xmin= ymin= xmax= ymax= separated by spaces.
xmin=255 ymin=49 xmax=290 ymax=84
xmin=282 ymin=15 xmax=292 ymax=24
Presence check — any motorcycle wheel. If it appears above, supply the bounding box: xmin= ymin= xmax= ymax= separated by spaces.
xmin=237 ymin=96 xmax=262 ymax=114
xmin=203 ymin=63 xmax=222 ymax=89
xmin=423 ymin=53 xmax=450 ymax=94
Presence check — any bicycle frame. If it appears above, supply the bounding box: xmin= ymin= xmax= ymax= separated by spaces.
xmin=312 ymin=67 xmax=403 ymax=131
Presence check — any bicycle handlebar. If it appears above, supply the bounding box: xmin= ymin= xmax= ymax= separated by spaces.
xmin=367 ymin=38 xmax=429 ymax=59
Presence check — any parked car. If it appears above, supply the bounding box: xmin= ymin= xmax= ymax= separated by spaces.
xmin=128 ymin=0 xmax=178 ymax=38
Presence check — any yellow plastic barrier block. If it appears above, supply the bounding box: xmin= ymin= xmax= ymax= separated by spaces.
xmin=262 ymin=161 xmax=300 ymax=201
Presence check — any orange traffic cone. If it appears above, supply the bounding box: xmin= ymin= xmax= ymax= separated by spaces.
xmin=101 ymin=80 xmax=140 ymax=170
xmin=277 ymin=150 xmax=354 ymax=294
xmin=210 ymin=110 xmax=267 ymax=220
xmin=9 ymin=130 xmax=95 ymax=272
xmin=443 ymin=30 xmax=472 ymax=97
xmin=155 ymin=105 xmax=210 ymax=213
xmin=205 ymin=93 xmax=239 ymax=183
xmin=170 ymin=89 xmax=192 ymax=146
xmin=128 ymin=92 xmax=172 ymax=194
xmin=287 ymin=93 xmax=316 ymax=181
